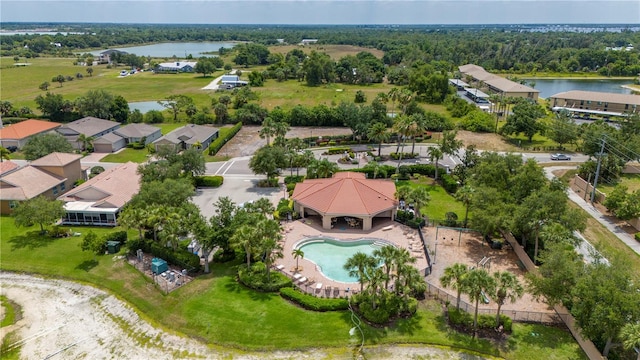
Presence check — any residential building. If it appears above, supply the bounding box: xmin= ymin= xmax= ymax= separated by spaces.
xmin=56 ymin=117 xmax=120 ymax=150
xmin=300 ymin=39 xmax=318 ymax=45
xmin=549 ymin=90 xmax=640 ymax=117
xmin=291 ymin=172 xmax=397 ymax=231
xmin=0 ymin=161 xmax=19 ymax=177
xmin=93 ymin=123 xmax=162 ymax=153
xmin=0 ymin=153 xmax=83 ymax=214
xmin=220 ymin=75 xmax=248 ymax=88
xmin=99 ymin=49 xmax=127 ymax=64
xmin=0 ymin=119 xmax=62 ymax=149
xmin=458 ymin=64 xmax=539 ymax=100
xmin=155 ymin=61 xmax=197 ymax=73
xmin=152 ymin=124 xmax=219 ymax=152
xmin=58 ymin=162 xmax=141 ymax=226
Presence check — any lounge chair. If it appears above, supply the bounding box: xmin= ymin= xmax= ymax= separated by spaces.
xmin=297 ymin=277 xmax=307 ymax=284
xmin=293 ymin=273 xmax=302 ymax=280
xmin=276 ymin=264 xmax=285 ymax=270
xmin=315 ymin=283 xmax=323 ymax=292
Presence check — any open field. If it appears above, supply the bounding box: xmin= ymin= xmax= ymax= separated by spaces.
xmin=596 ymin=173 xmax=640 ymax=194
xmin=396 ymin=178 xmax=467 ymax=221
xmin=268 ymin=44 xmax=385 ymax=60
xmin=0 ymin=216 xmax=586 ymax=359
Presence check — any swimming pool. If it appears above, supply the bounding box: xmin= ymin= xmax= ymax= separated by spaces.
xmin=295 ymin=237 xmax=394 ymax=283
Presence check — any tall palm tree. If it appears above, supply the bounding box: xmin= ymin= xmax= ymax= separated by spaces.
xmin=344 ymin=252 xmax=376 ymax=293
xmin=0 ymin=146 xmax=10 ymax=163
xmin=292 ymin=248 xmax=304 ymax=272
xmin=463 ymin=268 xmax=496 ymax=331
xmin=231 ymin=224 xmax=257 ymax=269
xmin=373 ymin=245 xmax=397 ymax=289
xmin=273 ymin=121 xmax=290 ymax=145
xmin=118 ymin=207 xmax=147 ymax=240
xmin=368 ymin=122 xmax=390 ymax=157
xmin=392 ymin=248 xmax=417 ymax=296
xmin=455 ymin=185 xmax=475 ymax=228
xmin=406 ymin=114 xmax=424 ymax=156
xmin=259 ymin=117 xmax=276 ymax=145
xmin=367 ymin=267 xmax=386 ymax=310
xmin=260 ymin=235 xmax=283 ymax=281
xmin=491 ymin=271 xmax=524 ymax=327
xmin=427 ymin=147 xmax=444 ymax=180
xmin=440 ymin=263 xmax=469 ymax=310
xmin=407 ymin=187 xmax=430 ymax=221
xmin=395 ymin=186 xmax=412 ymax=210
xmin=388 ymin=87 xmax=401 ymax=117
xmin=307 ymin=158 xmax=339 ymax=179
xmin=393 ymin=115 xmax=413 ymax=172
xmin=397 ymin=88 xmax=413 ymax=115
xmin=77 ymin=133 xmax=94 ymax=151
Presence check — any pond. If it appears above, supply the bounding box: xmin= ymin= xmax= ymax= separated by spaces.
xmin=525 ymin=78 xmax=635 ymax=98
xmin=128 ymin=101 xmax=166 ymax=114
xmin=90 ymin=42 xmax=236 ymax=58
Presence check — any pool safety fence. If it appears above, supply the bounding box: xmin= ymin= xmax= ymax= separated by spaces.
xmin=417 ymin=227 xmax=432 ymax=276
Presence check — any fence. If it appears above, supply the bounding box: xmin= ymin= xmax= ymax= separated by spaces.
xmin=501 ymin=230 xmax=605 ymax=360
xmin=426 ymin=283 xmax=561 ymax=324
xmin=417 ymin=226 xmax=432 ymax=276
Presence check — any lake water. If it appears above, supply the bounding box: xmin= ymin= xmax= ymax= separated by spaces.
xmin=90 ymin=42 xmax=236 ymax=58
xmin=526 ymin=79 xmax=634 ymax=98
xmin=129 ymin=101 xmax=166 ymax=114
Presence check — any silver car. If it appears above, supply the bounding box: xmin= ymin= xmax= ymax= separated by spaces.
xmin=550 ymin=153 xmax=571 ymax=161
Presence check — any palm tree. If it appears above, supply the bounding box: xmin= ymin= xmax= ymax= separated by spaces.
xmin=427 ymin=147 xmax=443 ymax=180
xmin=77 ymin=133 xmax=94 ymax=151
xmin=392 ymin=248 xmax=416 ymax=296
xmin=395 ymin=186 xmax=412 ymax=210
xmin=393 ymin=115 xmax=413 ymax=172
xmin=368 ymin=122 xmax=390 ymax=157
xmin=261 ymin=236 xmax=283 ymax=281
xmin=292 ymin=248 xmax=304 ymax=272
xmin=118 ymin=207 xmax=147 ymax=240
xmin=230 ymin=224 xmax=257 ymax=269
xmin=440 ymin=263 xmax=469 ymax=310
xmin=407 ymin=187 xmax=430 ymax=221
xmin=273 ymin=121 xmax=290 ymax=146
xmin=307 ymin=158 xmax=339 ymax=179
xmin=363 ymin=161 xmax=386 ymax=179
xmin=344 ymin=252 xmax=377 ymax=292
xmin=455 ymin=185 xmax=475 ymax=228
xmin=259 ymin=117 xmax=276 ymax=145
xmin=406 ymin=115 xmax=423 ymax=156
xmin=397 ymin=88 xmax=413 ymax=115
xmin=373 ymin=245 xmax=397 ymax=289
xmin=463 ymin=268 xmax=496 ymax=331
xmin=0 ymin=146 xmax=11 ymax=162
xmin=388 ymin=87 xmax=401 ymax=117
xmin=491 ymin=271 xmax=524 ymax=327
xmin=367 ymin=267 xmax=386 ymax=310
xmin=620 ymin=323 xmax=640 ymax=360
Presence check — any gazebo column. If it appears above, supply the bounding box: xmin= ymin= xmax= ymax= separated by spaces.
xmin=322 ymin=216 xmax=332 ymax=229
xmin=297 ymin=204 xmax=305 ymax=218
xmin=362 ymin=216 xmax=372 ymax=231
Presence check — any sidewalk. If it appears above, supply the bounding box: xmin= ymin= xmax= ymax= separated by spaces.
xmin=545 ymin=167 xmax=640 ymax=257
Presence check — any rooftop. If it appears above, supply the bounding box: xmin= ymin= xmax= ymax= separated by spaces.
xmin=58 ymin=117 xmax=120 ymax=137
xmin=114 ymin=123 xmax=160 ymax=138
xmin=155 ymin=124 xmax=218 ymax=146
xmin=0 ymin=166 xmax=65 ymax=200
xmin=0 ymin=119 xmax=61 ymax=140
xmin=550 ymin=90 xmax=640 ymax=106
xmin=30 ymin=152 xmax=82 ymax=167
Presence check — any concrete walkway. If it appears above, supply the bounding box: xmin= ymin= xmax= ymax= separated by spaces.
xmin=545 ymin=167 xmax=640 ymax=257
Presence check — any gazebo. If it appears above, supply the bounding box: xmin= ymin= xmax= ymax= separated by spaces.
xmin=291 ymin=172 xmax=397 ymax=231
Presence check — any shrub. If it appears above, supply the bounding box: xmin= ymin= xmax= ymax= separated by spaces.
xmin=635 ymin=233 xmax=640 ymax=241
xmin=284 ymin=175 xmax=305 ymax=184
xmin=440 ymin=173 xmax=458 ymax=193
xmin=194 ymin=175 xmax=224 ymax=187
xmin=286 ymin=183 xmax=296 ymax=192
xmin=127 ymin=238 xmax=201 ymax=273
xmin=104 ymin=231 xmax=127 ymax=245
xmin=325 ymin=147 xmax=351 ymax=155
xmin=447 ymin=307 xmax=512 ymax=332
xmin=208 ymin=121 xmax=242 ymax=156
xmin=280 ymin=287 xmax=349 ymax=311
xmin=238 ymin=262 xmax=293 ymax=292
xmin=212 ymin=248 xmax=236 ymax=263
xmin=389 ymin=152 xmax=417 ymax=160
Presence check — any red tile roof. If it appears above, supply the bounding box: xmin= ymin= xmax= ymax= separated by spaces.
xmin=0 ymin=119 xmax=61 ymax=140
xmin=292 ymin=172 xmax=397 ymax=216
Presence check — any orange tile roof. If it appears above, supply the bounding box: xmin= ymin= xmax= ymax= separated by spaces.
xmin=0 ymin=119 xmax=61 ymax=140
xmin=292 ymin=172 xmax=397 ymax=216
xmin=58 ymin=162 xmax=140 ymax=209
xmin=0 ymin=161 xmax=19 ymax=176
xmin=31 ymin=152 xmax=82 ymax=167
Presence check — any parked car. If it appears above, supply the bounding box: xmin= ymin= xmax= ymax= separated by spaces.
xmin=550 ymin=153 xmax=571 ymax=161
xmin=119 ymin=70 xmax=128 ymax=76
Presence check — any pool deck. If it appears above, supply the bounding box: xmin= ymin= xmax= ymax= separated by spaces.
xmin=276 ymin=218 xmax=428 ymax=298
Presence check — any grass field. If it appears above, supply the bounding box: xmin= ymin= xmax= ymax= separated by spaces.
xmin=268 ymin=44 xmax=385 ymax=60
xmin=395 ymin=179 xmax=467 ymax=222
xmin=0 ymin=216 xmax=585 ymax=358
xmin=596 ymin=173 xmax=640 ymax=195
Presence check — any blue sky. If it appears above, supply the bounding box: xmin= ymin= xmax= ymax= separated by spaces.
xmin=1 ymin=1 xmax=639 ymax=25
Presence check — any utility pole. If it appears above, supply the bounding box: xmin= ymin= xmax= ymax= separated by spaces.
xmin=590 ymin=138 xmax=606 ymax=204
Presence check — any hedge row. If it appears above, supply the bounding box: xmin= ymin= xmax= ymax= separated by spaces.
xmin=280 ymin=287 xmax=349 ymax=311
xmin=284 ymin=175 xmax=305 ymax=184
xmin=447 ymin=307 xmax=512 ymax=332
xmin=440 ymin=173 xmax=459 ymax=193
xmin=389 ymin=152 xmax=418 ymax=160
xmin=194 ymin=175 xmax=224 ymax=187
xmin=208 ymin=121 xmax=243 ymax=156
xmin=105 ymin=231 xmax=127 ymax=244
xmin=325 ymin=147 xmax=352 ymax=155
xmin=127 ymin=238 xmax=201 ymax=273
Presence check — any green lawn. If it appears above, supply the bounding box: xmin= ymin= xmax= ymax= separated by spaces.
xmin=0 ymin=216 xmax=585 ymax=358
xmin=100 ymin=148 xmax=151 ymax=163
xmin=396 ymin=179 xmax=467 ymax=221
xmin=596 ymin=173 xmax=640 ymax=195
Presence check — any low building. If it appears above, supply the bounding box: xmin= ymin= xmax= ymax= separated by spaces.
xmin=58 ymin=162 xmax=141 ymax=226
xmin=152 ymin=124 xmax=219 ymax=152
xmin=300 ymin=39 xmax=318 ymax=45
xmin=0 ymin=152 xmax=83 ymax=214
xmin=92 ymin=132 xmax=127 ymax=153
xmin=291 ymin=172 xmax=397 ymax=231
xmin=155 ymin=61 xmax=197 ymax=73
xmin=0 ymin=119 xmax=62 ymax=149
xmin=220 ymin=75 xmax=248 ymax=88
xmin=56 ymin=117 xmax=121 ymax=150
xmin=459 ymin=64 xmax=539 ymax=100
xmin=93 ymin=123 xmax=162 ymax=153
xmin=549 ymin=90 xmax=640 ymax=117
xmin=99 ymin=49 xmax=127 ymax=64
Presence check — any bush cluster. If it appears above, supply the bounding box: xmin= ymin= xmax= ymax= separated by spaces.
xmin=325 ymin=147 xmax=352 ymax=155
xmin=389 ymin=152 xmax=418 ymax=160
xmin=447 ymin=307 xmax=512 ymax=332
xmin=127 ymin=238 xmax=201 ymax=273
xmin=208 ymin=121 xmax=242 ymax=156
xmin=104 ymin=231 xmax=127 ymax=245
xmin=284 ymin=175 xmax=305 ymax=184
xmin=279 ymin=287 xmax=349 ymax=311
xmin=237 ymin=262 xmax=292 ymax=292
xmin=440 ymin=173 xmax=459 ymax=193
xmin=635 ymin=233 xmax=640 ymax=241
xmin=194 ymin=175 xmax=224 ymax=187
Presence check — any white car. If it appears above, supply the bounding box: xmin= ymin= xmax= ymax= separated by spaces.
xmin=119 ymin=70 xmax=128 ymax=76
xmin=550 ymin=153 xmax=571 ymax=161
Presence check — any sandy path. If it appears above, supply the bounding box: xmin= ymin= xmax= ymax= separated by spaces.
xmin=0 ymin=272 xmax=487 ymax=359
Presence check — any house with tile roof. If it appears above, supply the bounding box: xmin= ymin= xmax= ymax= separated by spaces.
xmin=0 ymin=119 xmax=62 ymax=149
xmin=0 ymin=152 xmax=83 ymax=214
xmin=56 ymin=117 xmax=121 ymax=150
xmin=92 ymin=123 xmax=162 ymax=153
xmin=0 ymin=161 xmax=19 ymax=177
xmin=58 ymin=162 xmax=141 ymax=226
xmin=152 ymin=124 xmax=218 ymax=152
xmin=291 ymin=172 xmax=397 ymax=231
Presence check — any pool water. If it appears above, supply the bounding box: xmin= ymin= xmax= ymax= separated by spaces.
xmin=297 ymin=238 xmax=388 ymax=283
